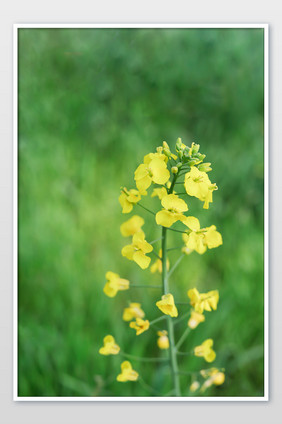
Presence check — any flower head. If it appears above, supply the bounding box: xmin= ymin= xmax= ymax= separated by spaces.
xmin=182 ymin=217 xmax=222 ymax=254
xmin=99 ymin=335 xmax=120 ymax=355
xmin=200 ymin=368 xmax=225 ymax=392
xmin=117 ymin=361 xmax=139 ymax=382
xmin=103 ymin=271 xmax=130 ymax=298
xmin=121 ymin=230 xmax=153 ymax=269
xmin=123 ymin=303 xmax=145 ymax=321
xmin=156 ymin=194 xmax=188 ymax=228
xmin=150 ymin=249 xmax=170 ymax=274
xmin=184 ymin=166 xmax=217 ymax=209
xmin=188 ymin=310 xmax=205 ymax=329
xmin=120 ymin=215 xmax=144 ymax=237
xmin=156 ymin=293 xmax=178 ymax=317
xmin=157 ymin=330 xmax=169 ymax=349
xmin=194 ymin=339 xmax=216 ymax=363
xmin=188 ymin=288 xmax=219 ymax=314
xmin=134 ymin=157 xmax=170 ymax=194
xmin=129 ymin=318 xmax=150 ymax=335
xmin=119 ymin=188 xmax=141 ymax=213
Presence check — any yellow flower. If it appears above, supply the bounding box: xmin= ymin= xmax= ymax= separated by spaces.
xmin=156 ymin=293 xmax=178 ymax=317
xmin=99 ymin=335 xmax=120 ymax=355
xmin=184 ymin=166 xmax=217 ymax=209
xmin=117 ymin=361 xmax=139 ymax=382
xmin=182 ymin=217 xmax=222 ymax=254
xmin=190 ymin=381 xmax=200 ymax=392
xmin=103 ymin=271 xmax=130 ymax=298
xmin=194 ymin=339 xmax=216 ymax=363
xmin=200 ymin=368 xmax=225 ymax=392
xmin=151 ymin=187 xmax=168 ymax=200
xmin=188 ymin=310 xmax=205 ymax=329
xmin=156 ymin=141 xmax=178 ymax=161
xmin=156 ymin=194 xmax=188 ymax=228
xmin=150 ymin=249 xmax=170 ymax=274
xmin=129 ymin=318 xmax=150 ymax=335
xmin=121 ymin=230 xmax=153 ymax=269
xmin=187 ymin=288 xmax=219 ymax=314
xmin=134 ymin=157 xmax=170 ymax=193
xmin=157 ymin=330 xmax=169 ymax=349
xmin=119 ymin=188 xmax=141 ymax=213
xmin=120 ymin=215 xmax=144 ymax=237
xmin=122 ymin=303 xmax=145 ymax=321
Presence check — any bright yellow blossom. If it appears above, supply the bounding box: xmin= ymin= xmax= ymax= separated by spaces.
xmin=194 ymin=339 xmax=216 ymax=363
xmin=129 ymin=318 xmax=150 ymax=335
xmin=121 ymin=230 xmax=153 ymax=269
xmin=99 ymin=335 xmax=120 ymax=355
xmin=200 ymin=368 xmax=225 ymax=392
xmin=156 ymin=194 xmax=188 ymax=228
xmin=190 ymin=381 xmax=200 ymax=392
xmin=182 ymin=217 xmax=222 ymax=254
xmin=150 ymin=249 xmax=170 ymax=274
xmin=119 ymin=188 xmax=141 ymax=213
xmin=156 ymin=293 xmax=178 ymax=317
xmin=188 ymin=288 xmax=219 ymax=313
xmin=103 ymin=271 xmax=130 ymax=298
xmin=157 ymin=330 xmax=169 ymax=349
xmin=134 ymin=157 xmax=170 ymax=193
xmin=120 ymin=215 xmax=144 ymax=237
xmin=188 ymin=310 xmax=205 ymax=329
xmin=117 ymin=361 xmax=139 ymax=382
xmin=122 ymin=303 xmax=145 ymax=321
xmin=184 ymin=166 xmax=217 ymax=209
xmin=151 ymin=187 xmax=168 ymax=200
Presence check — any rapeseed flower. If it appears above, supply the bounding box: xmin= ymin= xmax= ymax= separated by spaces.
xmin=188 ymin=288 xmax=219 ymax=313
xmin=134 ymin=157 xmax=170 ymax=193
xmin=123 ymin=303 xmax=145 ymax=321
xmin=157 ymin=330 xmax=169 ymax=349
xmin=150 ymin=249 xmax=170 ymax=274
xmin=182 ymin=217 xmax=222 ymax=254
xmin=156 ymin=293 xmax=178 ymax=317
xmin=120 ymin=215 xmax=144 ymax=237
xmin=194 ymin=339 xmax=216 ymax=363
xmin=103 ymin=271 xmax=130 ymax=298
xmin=129 ymin=318 xmax=150 ymax=335
xmin=119 ymin=187 xmax=141 ymax=213
xmin=200 ymin=368 xmax=225 ymax=392
xmin=117 ymin=361 xmax=139 ymax=382
xmin=184 ymin=166 xmax=217 ymax=209
xmin=156 ymin=194 xmax=188 ymax=228
xmin=151 ymin=187 xmax=168 ymax=200
xmin=121 ymin=230 xmax=153 ymax=269
xmin=188 ymin=310 xmax=205 ymax=329
xmin=99 ymin=335 xmax=120 ymax=355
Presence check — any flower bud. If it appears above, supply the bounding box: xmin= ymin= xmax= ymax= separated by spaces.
xmin=191 ymin=142 xmax=200 ymax=154
xmin=156 ymin=146 xmax=163 ymax=154
xmin=176 ymin=137 xmax=182 ymax=151
xmin=198 ymin=162 xmax=212 ymax=172
xmin=171 ymin=166 xmax=178 ymax=174
xmin=163 ymin=141 xmax=169 ymax=150
xmin=187 ymin=158 xmax=199 ymax=166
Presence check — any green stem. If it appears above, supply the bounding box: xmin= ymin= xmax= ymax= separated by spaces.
xmin=174 ymin=310 xmax=190 ymax=325
xmin=138 ymin=376 xmax=161 ymax=396
xmin=149 ymin=315 xmax=167 ymax=326
xmin=136 ymin=202 xmax=155 ymax=216
xmin=160 ymin=173 xmax=181 ymax=397
xmin=175 ymin=327 xmax=191 ymax=351
xmin=166 ymin=227 xmax=187 ymax=234
xmin=168 ymin=253 xmax=185 ymax=278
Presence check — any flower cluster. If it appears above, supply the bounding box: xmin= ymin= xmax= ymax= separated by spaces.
xmin=99 ymin=139 xmax=224 ymax=395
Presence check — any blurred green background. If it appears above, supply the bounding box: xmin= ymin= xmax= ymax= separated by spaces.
xmin=18 ymin=28 xmax=264 ymax=397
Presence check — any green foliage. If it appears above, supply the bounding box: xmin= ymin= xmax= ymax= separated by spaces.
xmin=18 ymin=28 xmax=264 ymax=397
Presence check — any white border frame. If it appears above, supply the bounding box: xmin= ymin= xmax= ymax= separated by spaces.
xmin=13 ymin=23 xmax=269 ymax=402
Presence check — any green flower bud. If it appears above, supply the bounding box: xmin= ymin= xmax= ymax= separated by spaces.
xmin=198 ymin=162 xmax=212 ymax=172
xmin=191 ymin=142 xmax=200 ymax=154
xmin=176 ymin=137 xmax=182 ymax=151
xmin=187 ymin=159 xmax=199 ymax=166
xmin=171 ymin=166 xmax=178 ymax=174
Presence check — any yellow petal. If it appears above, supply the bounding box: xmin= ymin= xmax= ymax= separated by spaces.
xmin=161 ymin=194 xmax=188 ymax=213
xmin=133 ymin=251 xmax=151 ymax=269
xmin=103 ymin=282 xmax=118 ymax=298
xmin=121 ymin=244 xmax=135 ymax=260
xmin=182 ymin=216 xmax=200 ymax=231
xmin=156 ymin=210 xmax=179 ymax=227
xmin=149 ymin=158 xmax=170 ymax=185
xmin=120 ymin=215 xmax=145 ymax=237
